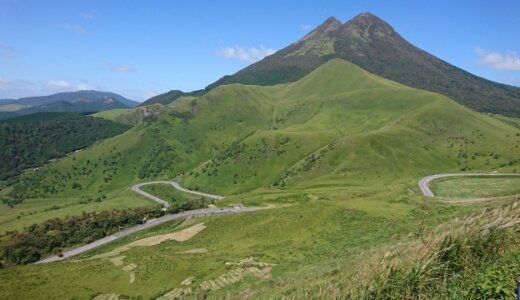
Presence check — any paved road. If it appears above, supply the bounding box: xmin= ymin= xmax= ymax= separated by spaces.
xmin=36 ymin=206 xmax=263 ymax=264
xmin=36 ymin=181 xmax=258 ymax=264
xmin=418 ymin=173 xmax=520 ymax=197
xmin=131 ymin=181 xmax=224 ymax=207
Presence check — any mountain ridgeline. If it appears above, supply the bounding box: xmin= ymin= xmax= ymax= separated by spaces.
xmin=167 ymin=13 xmax=520 ymax=117
xmin=7 ymin=59 xmax=520 ymax=202
xmin=0 ymin=90 xmax=139 ymax=120
xmin=1 ymin=58 xmax=520 ymax=298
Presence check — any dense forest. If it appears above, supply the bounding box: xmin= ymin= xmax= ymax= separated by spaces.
xmin=0 ymin=112 xmax=130 ymax=181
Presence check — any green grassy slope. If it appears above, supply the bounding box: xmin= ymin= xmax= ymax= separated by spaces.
xmin=2 ymin=59 xmax=519 ymax=232
xmin=1 ymin=59 xmax=519 ymax=298
xmin=181 ymin=59 xmax=520 ymax=195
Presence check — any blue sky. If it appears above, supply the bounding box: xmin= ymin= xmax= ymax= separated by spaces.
xmin=1 ymin=0 xmax=519 ymax=101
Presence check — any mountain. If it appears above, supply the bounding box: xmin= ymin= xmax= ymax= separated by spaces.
xmin=204 ymin=13 xmax=520 ymax=117
xmin=2 ymin=59 xmax=520 ymax=298
xmin=0 ymin=99 xmax=16 ymax=104
xmin=15 ymin=90 xmax=138 ymax=107
xmin=7 ymin=59 xmax=520 ymax=200
xmin=0 ymin=90 xmax=138 ymax=120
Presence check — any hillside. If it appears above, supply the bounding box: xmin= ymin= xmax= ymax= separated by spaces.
xmin=0 ymin=59 xmax=519 ymax=298
xmin=139 ymin=89 xmax=204 ymax=107
xmin=5 ymin=59 xmax=520 ymax=205
xmin=0 ymin=112 xmax=131 ymax=183
xmin=0 ymin=91 xmax=138 ymax=120
xmin=205 ymin=13 xmax=520 ymax=117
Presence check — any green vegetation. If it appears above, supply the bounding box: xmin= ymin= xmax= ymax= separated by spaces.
xmin=0 ymin=207 xmax=161 ymax=266
xmin=94 ymin=104 xmax=166 ymax=125
xmin=140 ymin=184 xmax=206 ymax=204
xmin=0 ymin=112 xmax=130 ymax=181
xmin=138 ymin=89 xmax=205 ymax=107
xmin=432 ymin=176 xmax=520 ymax=198
xmin=0 ymin=59 xmax=519 ymax=298
xmin=207 ymin=13 xmax=520 ymax=117
xmin=363 ymin=229 xmax=520 ymax=299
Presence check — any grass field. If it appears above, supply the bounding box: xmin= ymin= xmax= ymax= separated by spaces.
xmin=139 ymin=183 xmax=208 ymax=204
xmin=431 ymin=176 xmax=520 ymax=198
xmin=1 ymin=59 xmax=519 ymax=298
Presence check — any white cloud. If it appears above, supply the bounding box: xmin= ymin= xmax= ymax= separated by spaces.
xmin=42 ymin=80 xmax=71 ymax=89
xmin=475 ymin=47 xmax=520 ymax=70
xmin=0 ymin=78 xmax=95 ymax=98
xmin=62 ymin=23 xmax=86 ymax=33
xmin=104 ymin=61 xmax=137 ymax=73
xmin=217 ymin=46 xmax=276 ymax=63
xmin=77 ymin=83 xmax=93 ymax=90
xmin=81 ymin=11 xmax=96 ymax=20
xmin=300 ymin=24 xmax=313 ymax=31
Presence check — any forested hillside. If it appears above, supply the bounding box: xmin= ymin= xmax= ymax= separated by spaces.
xmin=0 ymin=113 xmax=130 ymax=181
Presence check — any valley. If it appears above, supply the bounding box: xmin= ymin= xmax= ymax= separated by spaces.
xmin=1 ymin=9 xmax=520 ymax=299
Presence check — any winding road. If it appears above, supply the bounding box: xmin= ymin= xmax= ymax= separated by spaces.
xmin=131 ymin=181 xmax=224 ymax=207
xmin=418 ymin=173 xmax=520 ymax=197
xmin=36 ymin=181 xmax=261 ymax=264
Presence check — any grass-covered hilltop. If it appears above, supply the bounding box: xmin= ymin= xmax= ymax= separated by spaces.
xmin=1 ymin=12 xmax=520 ymax=300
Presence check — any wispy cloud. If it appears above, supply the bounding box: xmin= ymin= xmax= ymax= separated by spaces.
xmin=41 ymin=80 xmax=71 ymax=89
xmin=0 ymin=77 xmax=94 ymax=99
xmin=475 ymin=47 xmax=520 ymax=70
xmin=81 ymin=10 xmax=96 ymax=20
xmin=300 ymin=24 xmax=313 ymax=31
xmin=62 ymin=22 xmax=86 ymax=33
xmin=217 ymin=46 xmax=276 ymax=63
xmin=41 ymin=80 xmax=92 ymax=91
xmin=103 ymin=61 xmax=137 ymax=73
xmin=0 ymin=44 xmax=16 ymax=60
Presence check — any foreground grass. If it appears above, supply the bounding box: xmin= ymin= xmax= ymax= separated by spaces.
xmin=0 ymin=186 xmax=494 ymax=299
xmin=251 ymin=198 xmax=520 ymax=299
xmin=432 ymin=176 xmax=520 ymax=198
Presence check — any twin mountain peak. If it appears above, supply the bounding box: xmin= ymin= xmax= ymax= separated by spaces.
xmin=144 ymin=13 xmax=520 ymax=118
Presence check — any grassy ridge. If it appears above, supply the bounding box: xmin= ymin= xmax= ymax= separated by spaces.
xmin=0 ymin=59 xmax=519 ymax=298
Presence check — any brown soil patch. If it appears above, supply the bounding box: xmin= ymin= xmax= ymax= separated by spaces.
xmin=108 ymin=256 xmax=126 ymax=266
xmin=122 ymin=263 xmax=137 ymax=272
xmin=93 ymin=294 xmax=120 ymax=300
xmin=176 ymin=248 xmax=208 ymax=254
xmin=181 ymin=276 xmax=195 ymax=286
xmin=92 ymin=223 xmax=206 ymax=259
xmin=130 ymin=222 xmax=206 ymax=246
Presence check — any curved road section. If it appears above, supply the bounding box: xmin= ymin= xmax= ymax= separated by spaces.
xmin=37 ymin=181 xmax=260 ymax=264
xmin=418 ymin=173 xmax=520 ymax=197
xmin=131 ymin=181 xmax=224 ymax=207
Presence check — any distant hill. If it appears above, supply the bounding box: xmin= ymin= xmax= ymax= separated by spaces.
xmin=0 ymin=90 xmax=138 ymax=120
xmin=202 ymin=13 xmax=520 ymax=117
xmin=139 ymin=89 xmax=204 ymax=107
